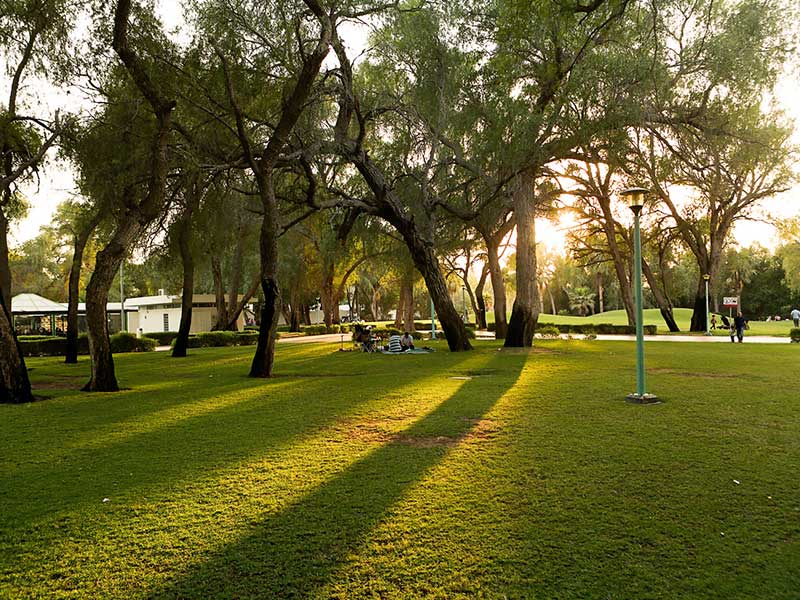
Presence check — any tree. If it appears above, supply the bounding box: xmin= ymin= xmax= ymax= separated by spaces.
xmin=0 ymin=0 xmax=75 ymax=403
xmin=80 ymin=0 xmax=177 ymax=391
xmin=628 ymin=0 xmax=797 ymax=331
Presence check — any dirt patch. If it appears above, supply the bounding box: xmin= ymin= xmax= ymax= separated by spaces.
xmin=649 ymin=368 xmax=736 ymax=379
xmin=33 ymin=376 xmax=84 ymax=390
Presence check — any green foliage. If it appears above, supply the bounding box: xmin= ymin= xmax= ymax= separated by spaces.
xmin=184 ymin=331 xmax=260 ymax=348
xmin=18 ymin=335 xmax=89 ymax=357
xmin=536 ymin=325 xmax=560 ymax=338
xmin=143 ymin=331 xmax=179 ymax=345
xmin=790 ymin=328 xmax=800 ymax=343
xmin=110 ymin=332 xmax=156 ymax=353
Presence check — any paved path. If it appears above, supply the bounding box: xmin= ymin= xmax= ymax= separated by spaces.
xmin=154 ymin=332 xmax=791 ymax=351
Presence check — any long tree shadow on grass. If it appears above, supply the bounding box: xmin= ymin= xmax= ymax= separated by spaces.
xmin=0 ymin=350 xmax=475 ymax=532
xmin=151 ymin=350 xmax=527 ymax=599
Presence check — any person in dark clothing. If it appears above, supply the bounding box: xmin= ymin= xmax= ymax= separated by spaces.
xmin=733 ymin=311 xmax=746 ymax=343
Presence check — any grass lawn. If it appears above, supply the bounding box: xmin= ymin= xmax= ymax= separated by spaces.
xmin=534 ymin=307 xmax=795 ymax=337
xmin=2 ymin=340 xmax=799 ymax=598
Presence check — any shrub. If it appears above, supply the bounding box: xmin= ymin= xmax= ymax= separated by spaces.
xmin=536 ymin=325 xmax=561 ymax=338
xmin=144 ymin=331 xmax=178 ymax=345
xmin=486 ymin=322 xmax=496 ymax=332
xmin=235 ymin=331 xmax=260 ymax=346
xmin=791 ymin=328 xmax=800 ymax=343
xmin=244 ymin=325 xmax=260 ymax=332
xmin=19 ymin=335 xmax=90 ymax=357
xmin=110 ymin=332 xmax=156 ymax=353
xmin=194 ymin=331 xmax=238 ymax=347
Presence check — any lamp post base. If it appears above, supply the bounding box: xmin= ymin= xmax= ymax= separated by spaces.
xmin=626 ymin=393 xmax=660 ymax=404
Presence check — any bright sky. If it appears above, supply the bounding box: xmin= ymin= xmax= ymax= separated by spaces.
xmin=7 ymin=3 xmax=800 ymax=253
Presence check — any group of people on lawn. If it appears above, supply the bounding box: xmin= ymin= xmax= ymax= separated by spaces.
xmin=710 ymin=307 xmax=800 ymax=343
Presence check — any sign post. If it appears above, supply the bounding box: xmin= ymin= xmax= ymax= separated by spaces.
xmin=723 ymin=296 xmax=739 ymax=319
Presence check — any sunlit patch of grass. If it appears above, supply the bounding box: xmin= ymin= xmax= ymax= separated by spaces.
xmin=2 ymin=340 xmax=799 ymax=598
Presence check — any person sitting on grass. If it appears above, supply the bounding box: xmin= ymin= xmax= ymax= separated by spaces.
xmin=400 ymin=331 xmax=415 ymax=350
xmin=386 ymin=333 xmax=403 ymax=353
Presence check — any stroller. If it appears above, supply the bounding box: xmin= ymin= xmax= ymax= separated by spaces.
xmin=353 ymin=323 xmax=378 ymax=352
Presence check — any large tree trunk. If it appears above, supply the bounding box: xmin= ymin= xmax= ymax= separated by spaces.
xmin=505 ymin=171 xmax=539 ymax=348
xmin=0 ymin=291 xmax=34 ymax=404
xmin=0 ymin=211 xmax=10 ymax=309
xmin=474 ymin=264 xmax=489 ymax=329
xmin=689 ymin=278 xmax=708 ymax=332
xmin=249 ymin=175 xmax=280 ymax=378
xmin=485 ymin=238 xmax=508 ymax=339
xmin=83 ymin=241 xmax=128 ymax=392
xmin=392 ymin=220 xmax=471 ymax=351
xmin=172 ymin=208 xmax=194 ymax=358
xmin=66 ymin=212 xmax=102 ymax=363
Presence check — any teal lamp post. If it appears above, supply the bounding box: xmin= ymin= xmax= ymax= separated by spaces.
xmin=622 ymin=187 xmax=659 ymax=404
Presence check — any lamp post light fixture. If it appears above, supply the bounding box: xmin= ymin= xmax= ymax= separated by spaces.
xmin=622 ymin=187 xmax=659 ymax=404
xmin=703 ymin=274 xmax=711 ymax=336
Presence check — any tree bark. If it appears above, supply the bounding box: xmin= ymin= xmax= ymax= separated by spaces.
xmin=172 ymin=203 xmax=195 ymax=358
xmin=474 ymin=263 xmax=489 ymax=329
xmin=65 ymin=212 xmax=102 ymax=363
xmin=249 ymin=175 xmax=280 ymax=377
xmin=0 ymin=211 xmax=10 ymax=309
xmin=505 ymin=171 xmax=539 ymax=348
xmin=83 ymin=240 xmax=128 ymax=392
xmin=485 ymin=238 xmax=508 ymax=338
xmin=0 ymin=291 xmax=34 ymax=403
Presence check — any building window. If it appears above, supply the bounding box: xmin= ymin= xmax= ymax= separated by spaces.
xmin=163 ymin=313 xmax=169 ymax=332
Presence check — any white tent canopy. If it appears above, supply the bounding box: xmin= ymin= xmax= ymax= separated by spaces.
xmin=10 ymin=293 xmax=67 ymax=315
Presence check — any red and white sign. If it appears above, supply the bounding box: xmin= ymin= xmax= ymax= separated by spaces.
xmin=722 ymin=297 xmax=739 ymax=307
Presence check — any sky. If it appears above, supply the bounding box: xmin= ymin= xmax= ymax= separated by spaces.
xmin=7 ymin=2 xmax=800 ymax=254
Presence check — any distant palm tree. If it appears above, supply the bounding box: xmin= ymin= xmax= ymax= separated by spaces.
xmin=567 ymin=287 xmax=596 ymax=316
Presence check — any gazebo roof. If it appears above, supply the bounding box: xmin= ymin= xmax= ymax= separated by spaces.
xmin=10 ymin=293 xmax=67 ymax=315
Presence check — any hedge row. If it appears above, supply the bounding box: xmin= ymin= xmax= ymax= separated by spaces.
xmin=19 ymin=332 xmax=156 ymax=356
xmin=547 ymin=323 xmax=658 ymax=335
xmin=300 ymin=324 xmax=352 ymax=335
xmin=144 ymin=331 xmax=179 ymax=345
xmin=791 ymin=328 xmax=800 ymax=343
xmin=184 ymin=331 xmax=260 ymax=348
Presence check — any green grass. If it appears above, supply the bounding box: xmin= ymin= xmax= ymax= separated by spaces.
xmin=533 ymin=307 xmax=794 ymax=336
xmin=2 ymin=340 xmax=799 ymax=598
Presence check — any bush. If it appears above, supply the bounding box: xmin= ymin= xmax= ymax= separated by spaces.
xmin=19 ymin=335 xmax=90 ymax=357
xmin=791 ymin=328 xmax=800 ymax=343
xmin=536 ymin=325 xmax=561 ymax=338
xmin=192 ymin=331 xmax=238 ymax=347
xmin=235 ymin=331 xmax=260 ymax=346
xmin=144 ymin=331 xmax=178 ymax=345
xmin=486 ymin=322 xmax=496 ymax=332
xmin=300 ymin=324 xmax=328 ymax=336
xmin=110 ymin=332 xmax=156 ymax=353
xmin=244 ymin=325 xmax=260 ymax=332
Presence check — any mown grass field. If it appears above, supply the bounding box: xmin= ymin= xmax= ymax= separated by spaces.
xmin=2 ymin=340 xmax=799 ymax=598
xmin=533 ymin=307 xmax=793 ymax=336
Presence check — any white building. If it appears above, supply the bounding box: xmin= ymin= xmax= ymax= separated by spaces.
xmin=124 ymin=294 xmax=247 ymax=334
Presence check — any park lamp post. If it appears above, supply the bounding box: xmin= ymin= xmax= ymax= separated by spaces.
xmin=703 ymin=274 xmax=711 ymax=336
xmin=622 ymin=187 xmax=659 ymax=404
xmin=461 ymin=285 xmax=467 ymax=322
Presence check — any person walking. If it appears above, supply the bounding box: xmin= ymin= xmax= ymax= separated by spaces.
xmin=733 ymin=311 xmax=746 ymax=343
xmin=791 ymin=307 xmax=800 ymax=328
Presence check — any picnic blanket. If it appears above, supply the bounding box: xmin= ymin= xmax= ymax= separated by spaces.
xmin=380 ymin=347 xmax=435 ymax=354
